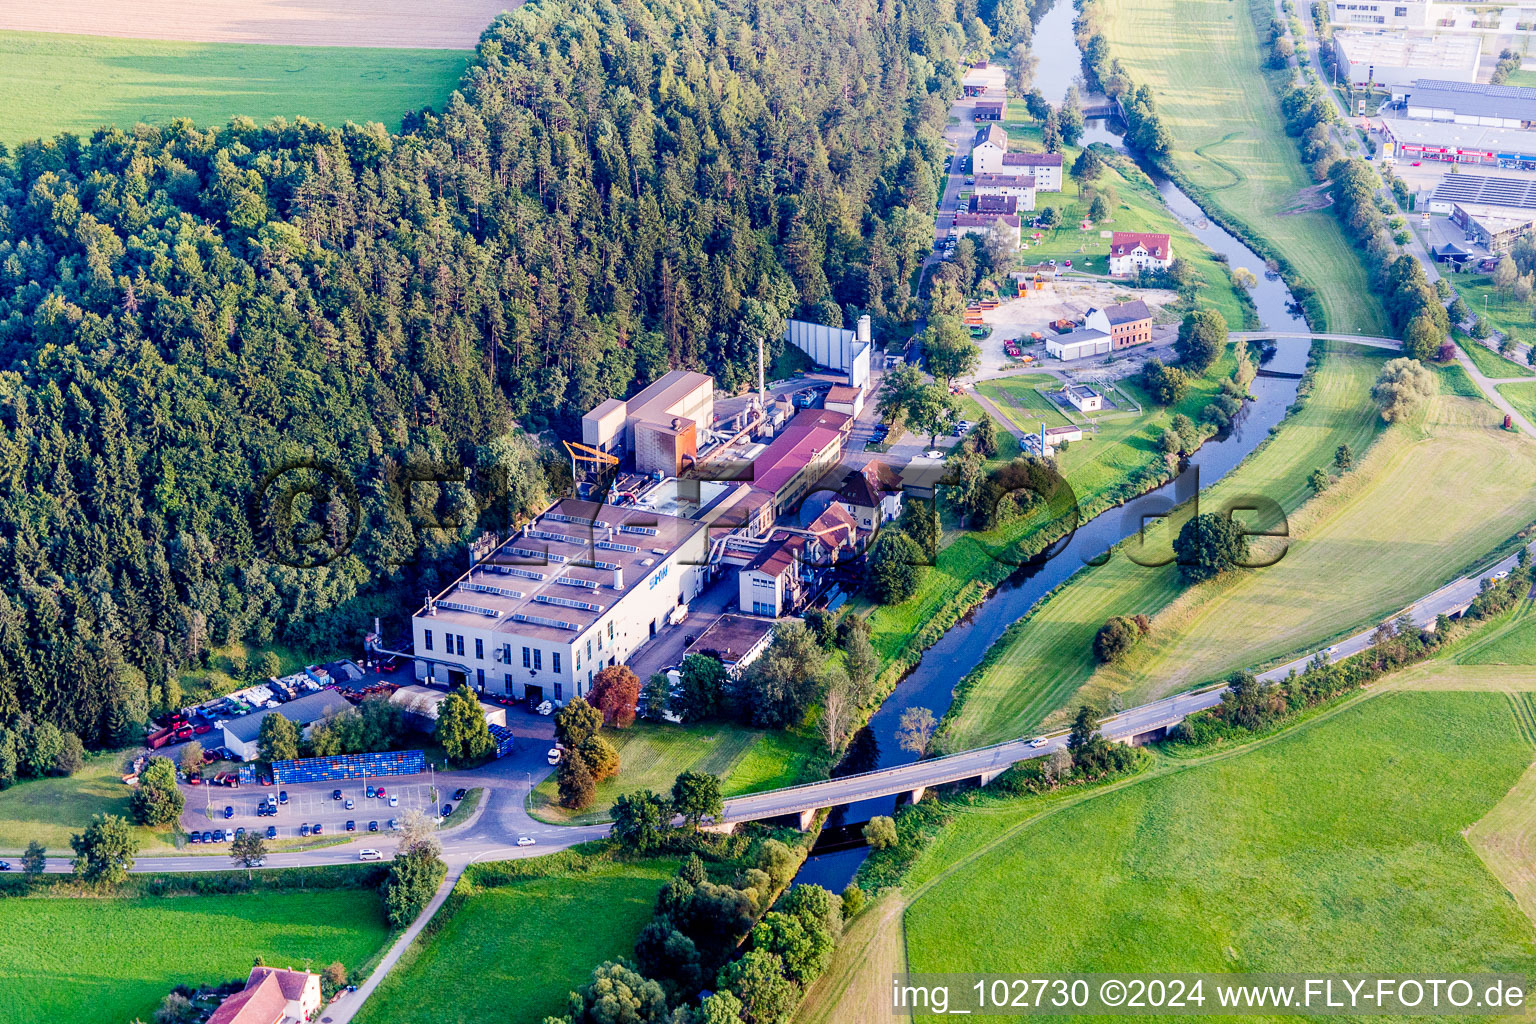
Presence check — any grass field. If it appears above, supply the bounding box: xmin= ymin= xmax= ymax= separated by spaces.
xmin=0 ymin=751 xmax=181 ymax=853
xmin=1498 ymin=382 xmax=1536 ymax=427
xmin=903 ymin=691 xmax=1536 ymax=1020
xmin=0 ymin=889 xmax=389 ymax=1024
xmin=1462 ymin=337 xmax=1533 ymax=380
xmin=355 ymin=859 xmax=676 ymax=1024
xmin=1453 ymin=275 xmax=1536 ymax=363
xmin=1079 ymin=392 xmax=1536 ymax=706
xmin=993 ymin=116 xmax=1252 ymax=329
xmin=941 ymin=343 xmax=1389 ymax=747
xmin=527 ymin=721 xmax=820 ymax=825
xmin=1458 ymin=604 xmax=1536 ymax=667
xmin=0 ymin=30 xmax=469 ymax=147
xmin=1098 ymin=0 xmax=1388 ymax=335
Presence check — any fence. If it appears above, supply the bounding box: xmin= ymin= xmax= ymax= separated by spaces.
xmin=272 ymin=749 xmax=427 ymax=785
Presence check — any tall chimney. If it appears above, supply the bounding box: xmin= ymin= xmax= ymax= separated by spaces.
xmin=758 ymin=337 xmax=766 ymax=411
xmin=613 ymin=567 xmax=625 ymax=590
xmin=857 ymin=314 xmax=871 ymax=346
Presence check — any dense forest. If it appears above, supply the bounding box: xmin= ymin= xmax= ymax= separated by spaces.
xmin=0 ymin=0 xmax=974 ymax=747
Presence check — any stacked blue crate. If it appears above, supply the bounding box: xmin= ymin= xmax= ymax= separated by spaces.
xmin=272 ymin=749 xmax=427 ymax=785
xmin=488 ymin=724 xmax=515 ymax=759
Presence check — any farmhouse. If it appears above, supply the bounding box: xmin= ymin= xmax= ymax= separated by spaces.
xmin=1064 ymin=384 xmax=1104 ymax=412
xmin=1085 ymin=299 xmax=1154 ymax=349
xmin=208 ymin=967 xmax=321 ymax=1024
xmin=412 ymin=497 xmax=711 ymax=705
xmin=1045 ymin=328 xmax=1112 ymax=361
xmin=220 ymin=690 xmax=352 ymax=762
xmin=954 ymin=211 xmax=1022 ymax=249
xmin=1108 ymin=232 xmax=1173 ymax=276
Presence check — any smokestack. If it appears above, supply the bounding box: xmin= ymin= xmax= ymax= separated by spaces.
xmin=857 ymin=314 xmax=871 ymax=346
xmin=613 ymin=567 xmax=624 ymax=590
xmin=758 ymin=337 xmax=766 ymax=410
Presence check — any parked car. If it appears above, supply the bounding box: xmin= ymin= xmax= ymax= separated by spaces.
xmin=188 ymin=832 xmax=201 ymax=844
xmin=388 ymin=795 xmax=399 ymax=807
xmin=368 ymin=820 xmax=379 ymax=832
xmin=376 ymin=787 xmax=386 ymax=799
xmin=388 ymin=818 xmax=399 ymax=831
xmin=213 ymin=829 xmax=225 ymax=842
xmin=346 ymin=820 xmax=356 ymax=832
xmin=442 ymin=804 xmax=453 ymax=817
xmin=233 ymin=827 xmax=245 ymax=838
xmin=278 ymin=790 xmax=289 ymax=804
xmin=201 ymin=831 xmax=213 ymax=843
xmin=366 ymin=786 xmax=376 ymax=799
xmin=344 ymin=797 xmax=355 ymax=810
xmin=312 ymin=823 xmax=323 ymax=835
xmin=223 ymin=805 xmax=234 ymax=819
xmin=359 ymin=849 xmax=382 ymax=861
xmin=547 ymin=747 xmax=562 ymax=766
xmin=332 ymin=789 xmax=343 ymax=801
xmin=299 ymin=824 xmax=310 ymax=837
xmin=454 ymin=788 xmax=467 ymax=801
xmin=516 ymin=836 xmax=536 ymax=847
xmin=266 ymin=826 xmax=277 ymax=839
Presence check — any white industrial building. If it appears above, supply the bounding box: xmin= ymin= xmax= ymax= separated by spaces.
xmin=783 ymin=316 xmax=873 ymax=389
xmin=220 ymin=690 xmax=352 ymax=762
xmin=581 ymin=370 xmax=714 ymax=477
xmin=1045 ymin=328 xmax=1112 ymax=361
xmin=1332 ymin=31 xmax=1481 ymax=94
xmin=412 ymin=498 xmax=712 ymax=705
xmin=1404 ymin=79 xmax=1536 ymax=129
xmin=1328 ymin=0 xmax=1433 ymax=28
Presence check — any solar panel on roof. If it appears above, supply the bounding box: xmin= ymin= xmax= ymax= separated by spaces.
xmin=512 ymin=612 xmax=581 ymax=631
xmin=557 ymin=576 xmax=600 ymax=589
xmin=461 ymin=582 xmax=524 ymax=599
xmin=618 ymin=524 xmax=659 ymax=536
xmin=534 ymin=593 xmax=603 ymax=612
xmin=546 ymin=512 xmax=609 ymax=528
xmin=596 ymin=540 xmax=639 ymax=553
xmin=436 ymin=599 xmax=503 ymax=618
xmin=507 ymin=545 xmax=566 ymax=563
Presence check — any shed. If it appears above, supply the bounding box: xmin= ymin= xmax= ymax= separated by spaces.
xmin=389 ymin=684 xmax=509 ymax=734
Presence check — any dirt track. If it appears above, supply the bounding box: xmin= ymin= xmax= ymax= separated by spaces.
xmin=0 ymin=0 xmax=521 ymax=48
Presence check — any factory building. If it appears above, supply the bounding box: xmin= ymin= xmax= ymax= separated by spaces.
xmin=412 ymin=498 xmax=711 ymax=704
xmin=581 ymin=370 xmax=715 ymax=477
xmin=782 ymin=316 xmax=873 ymax=389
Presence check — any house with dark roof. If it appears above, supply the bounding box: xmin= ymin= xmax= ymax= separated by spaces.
xmin=954 ymin=211 xmax=1021 ymax=250
xmin=1108 ymin=232 xmax=1173 ymax=276
xmin=1085 ymin=299 xmax=1154 ymax=349
xmin=834 ymin=460 xmax=904 ymax=532
xmin=972 ymin=124 xmax=1010 ymax=174
xmin=971 ymin=194 xmax=1019 ymax=216
xmin=999 ymin=150 xmax=1062 ymax=191
xmin=973 ymin=172 xmax=1037 ymax=208
xmin=683 ymin=614 xmax=778 ymax=676
xmin=738 ymin=533 xmax=810 ymax=617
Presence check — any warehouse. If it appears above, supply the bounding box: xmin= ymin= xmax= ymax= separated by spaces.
xmin=747 ymin=408 xmax=852 ymax=517
xmin=221 ymin=689 xmax=352 ymax=762
xmin=412 ymin=498 xmax=710 ymax=704
xmin=389 ymin=684 xmax=510 ymax=731
xmin=1045 ymin=328 xmax=1112 ymax=361
xmin=1403 ymin=79 xmax=1536 ymax=129
xmin=1333 ymin=32 xmax=1481 ymax=94
xmin=1450 ymin=202 xmax=1536 ymax=253
xmin=1327 ymin=0 xmax=1432 ymax=29
xmin=682 ymin=614 xmax=778 ymax=676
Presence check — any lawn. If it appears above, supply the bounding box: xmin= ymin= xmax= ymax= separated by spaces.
xmin=994 ymin=114 xmax=1252 ymax=330
xmin=0 ymin=751 xmax=182 ymax=854
xmin=355 ymin=859 xmax=676 ymax=1024
xmin=1462 ymin=338 xmax=1533 ymax=380
xmin=0 ymin=30 xmax=470 ymax=147
xmin=1097 ymin=0 xmax=1388 ymax=335
xmin=1081 ymin=390 xmax=1536 ymax=707
xmin=0 ymin=888 xmax=389 ymax=1024
xmin=527 ymin=720 xmax=821 ymax=825
xmin=1452 ymin=275 xmax=1536 ymax=365
xmin=1456 ymin=604 xmax=1536 ymax=668
xmin=941 ymin=343 xmax=1390 ymax=747
xmin=1498 ymin=382 xmax=1536 ymax=427
xmin=902 ymin=690 xmax=1536 ymax=1017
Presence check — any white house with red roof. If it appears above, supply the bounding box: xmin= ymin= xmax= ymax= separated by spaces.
xmin=1108 ymin=232 xmax=1173 ymax=276
xmin=207 ymin=967 xmax=322 ymax=1024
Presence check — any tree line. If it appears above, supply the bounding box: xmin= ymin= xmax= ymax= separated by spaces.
xmin=0 ymin=0 xmax=971 ymax=748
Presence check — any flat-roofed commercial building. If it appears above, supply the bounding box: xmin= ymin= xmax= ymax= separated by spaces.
xmin=1333 ymin=31 xmax=1481 ymax=93
xmin=1404 ymin=79 xmax=1536 ymax=128
xmin=412 ymin=498 xmax=711 ymax=704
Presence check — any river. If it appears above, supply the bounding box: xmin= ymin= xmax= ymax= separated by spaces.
xmin=793 ymin=0 xmax=1312 ymax=891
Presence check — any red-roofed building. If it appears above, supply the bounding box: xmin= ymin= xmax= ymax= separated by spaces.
xmin=208 ymin=968 xmax=321 ymax=1024
xmin=954 ymin=211 xmax=1022 ymax=250
xmin=1108 ymin=232 xmax=1174 ymax=276
xmin=746 ymin=409 xmax=851 ymax=516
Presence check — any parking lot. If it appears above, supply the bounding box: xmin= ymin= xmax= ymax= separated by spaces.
xmin=183 ymin=778 xmax=443 ymax=841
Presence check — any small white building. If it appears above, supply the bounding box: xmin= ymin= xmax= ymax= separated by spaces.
xmin=1045 ymin=328 xmax=1112 ymax=361
xmin=972 ymin=124 xmax=1009 ymax=174
xmin=220 ymin=690 xmax=352 ymax=762
xmin=824 ymin=384 xmax=865 ymax=418
xmin=1108 ymin=232 xmax=1173 ymax=276
xmin=1064 ymin=384 xmax=1104 ymax=412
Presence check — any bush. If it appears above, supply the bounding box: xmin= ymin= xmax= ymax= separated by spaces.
xmin=379 ymin=846 xmax=446 ymax=928
xmin=863 ymin=816 xmax=899 ymax=850
xmin=1093 ymin=616 xmax=1140 ymax=663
